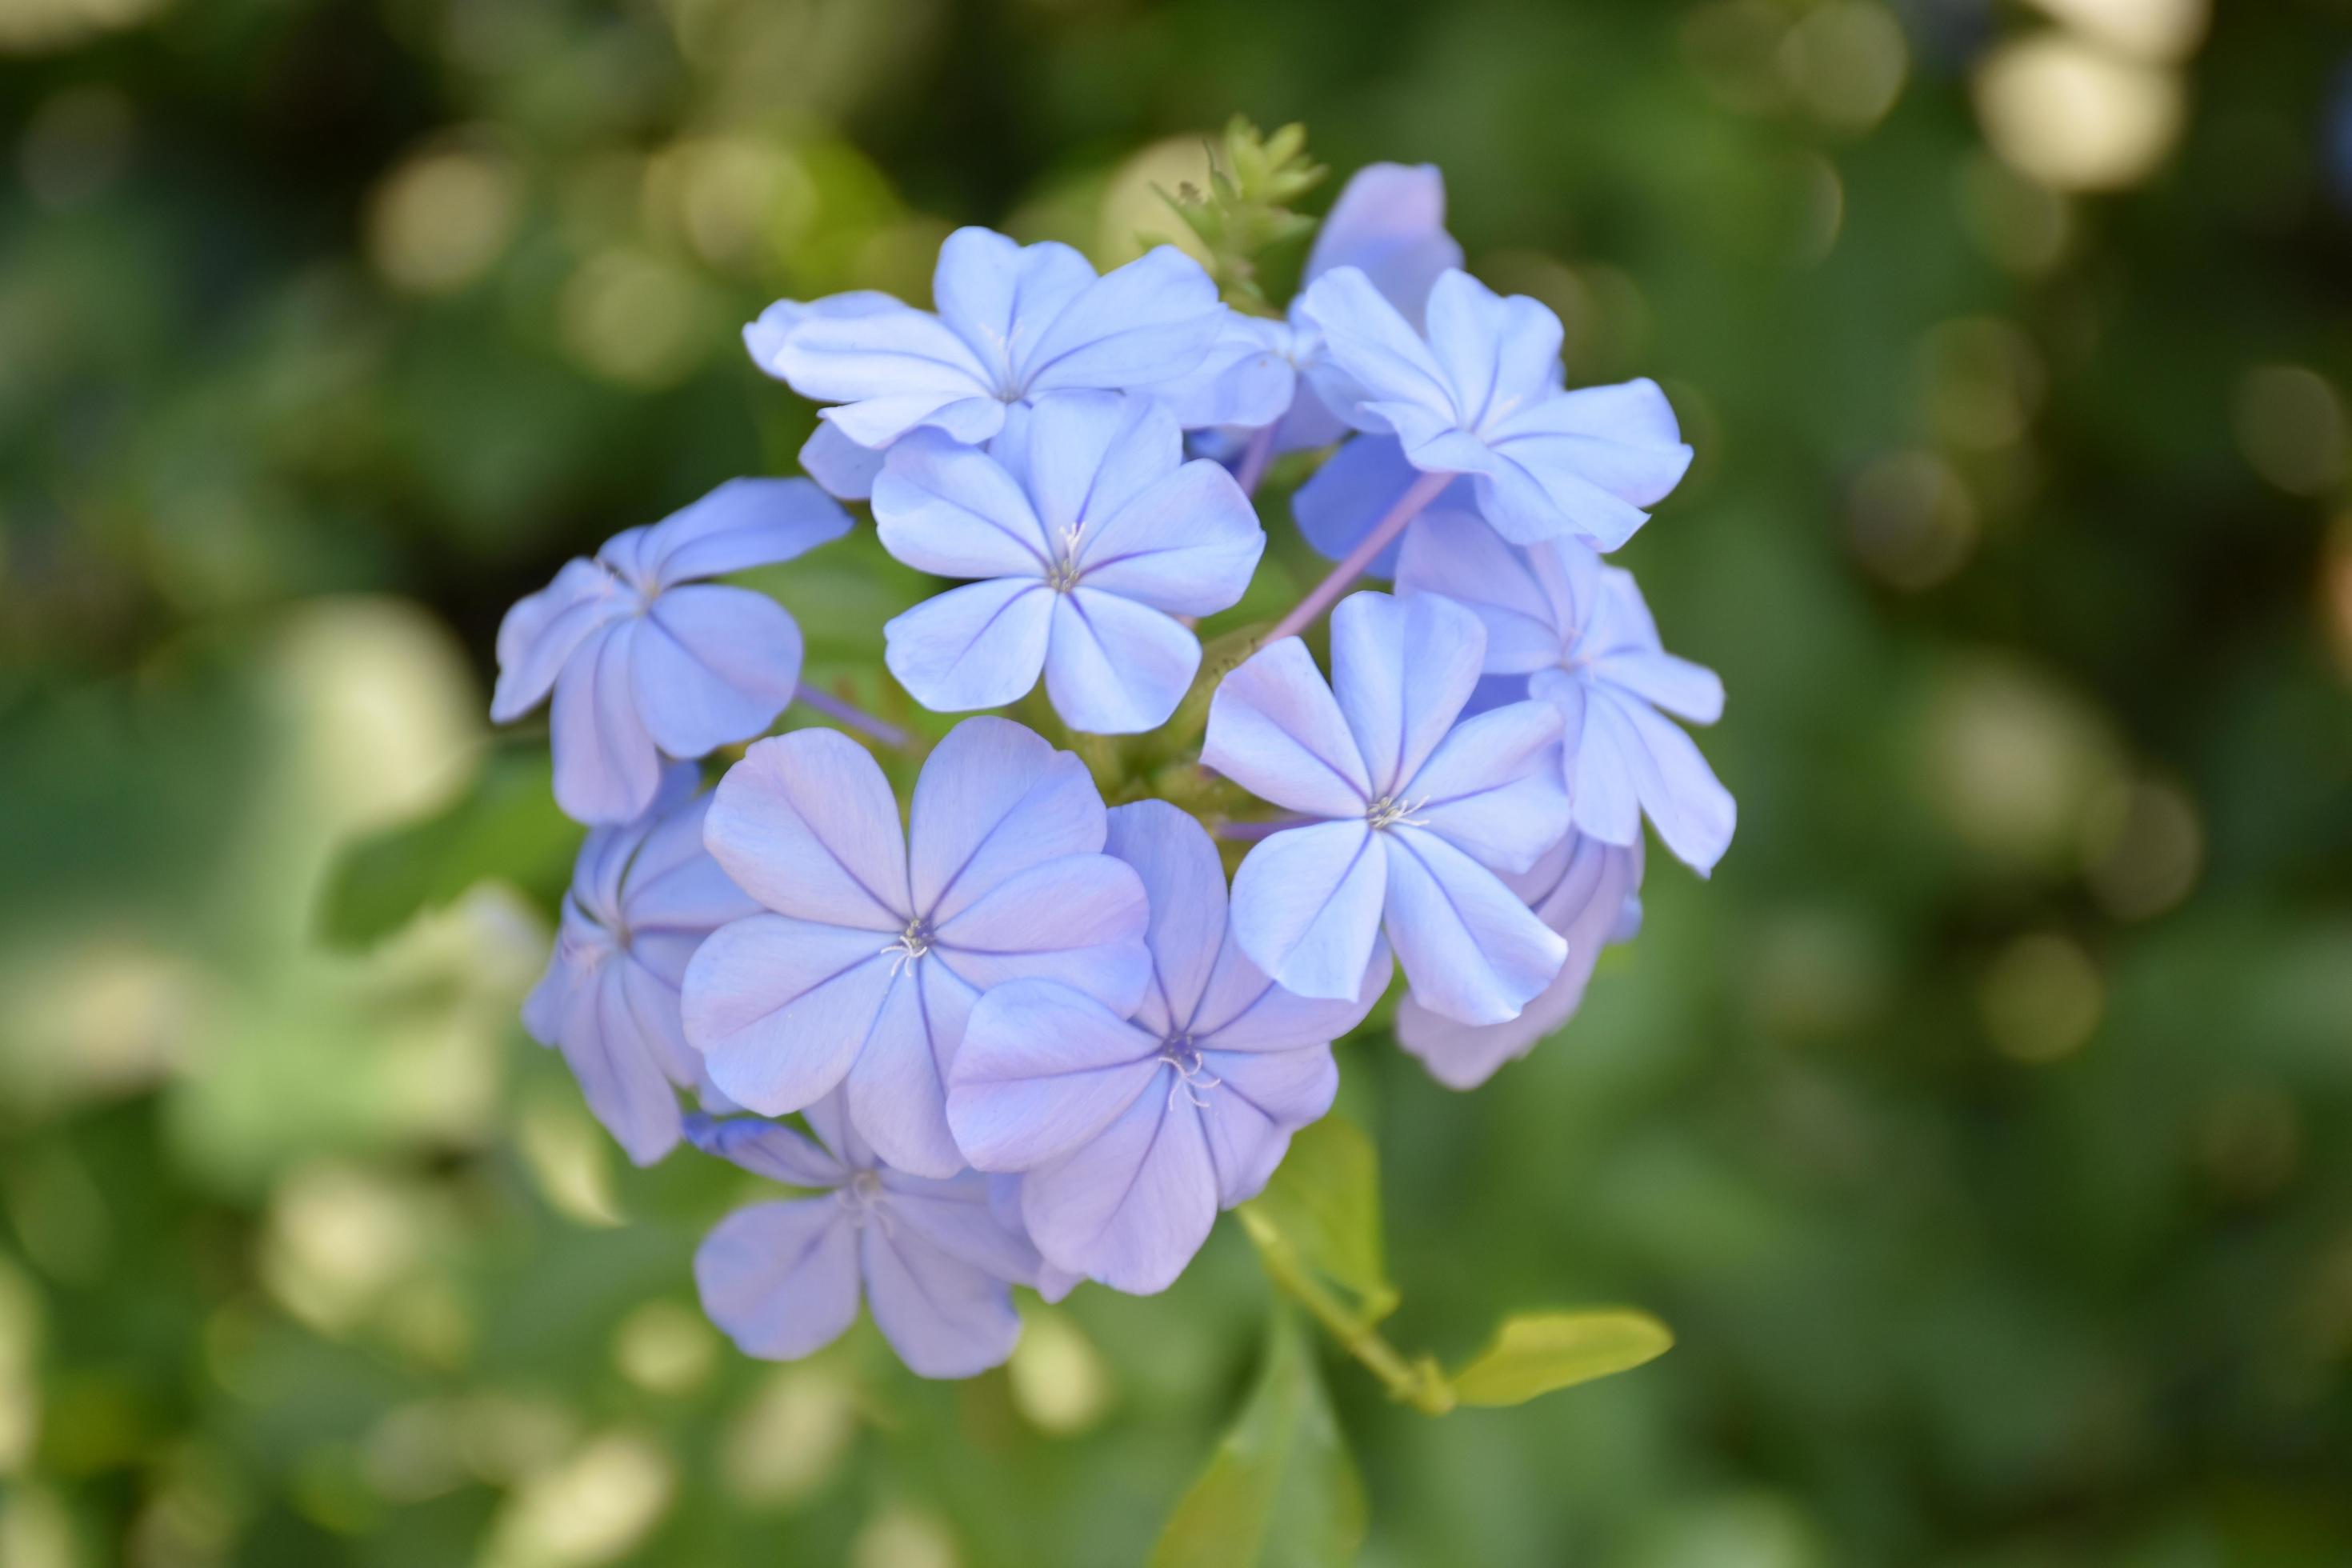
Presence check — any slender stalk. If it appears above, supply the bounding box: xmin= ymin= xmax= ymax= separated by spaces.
xmin=1232 ymin=422 xmax=1280 ymax=498
xmin=1262 ymin=467 xmax=1453 ymax=646
xmin=1243 ymin=1214 xmax=1456 ymax=1415
xmin=793 ymin=682 xmax=914 ymax=751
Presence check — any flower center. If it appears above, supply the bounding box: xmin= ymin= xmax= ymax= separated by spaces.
xmin=1364 ymin=794 xmax=1426 ymax=831
xmin=1159 ymin=1036 xmax=1220 ymax=1109
xmin=879 ymin=918 xmax=933 ymax=975
xmin=835 ymin=1169 xmax=888 ymax=1226
xmin=1045 ymin=524 xmax=1085 ymax=593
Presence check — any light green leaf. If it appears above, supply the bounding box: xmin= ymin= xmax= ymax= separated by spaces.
xmin=1448 ymin=1309 xmax=1675 ymax=1407
xmin=1150 ymin=1308 xmax=1366 ymax=1568
xmin=1237 ymin=1114 xmax=1397 ymax=1330
xmin=318 ymin=746 xmax=579 ymax=950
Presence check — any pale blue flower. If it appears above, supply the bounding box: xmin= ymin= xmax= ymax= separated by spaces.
xmin=1202 ymin=590 xmax=1573 ymax=1026
xmin=750 ymin=228 xmax=1225 ymax=498
xmin=1397 ymin=512 xmax=1735 ymax=874
xmin=1290 ymin=431 xmax=1475 ymax=578
xmin=745 ymin=293 xmax=901 ymax=500
xmin=873 ymin=393 xmax=1264 ymax=733
xmin=688 ymin=1096 xmax=1042 ymax=1378
xmin=947 ymin=802 xmax=1386 ymax=1294
xmin=682 ymin=718 xmax=1152 ymax=1178
xmin=1297 ymin=266 xmax=1693 ymax=550
xmin=522 ymin=764 xmax=759 ymax=1162
xmin=1395 ymin=830 xmax=1643 ymax=1089
xmin=1161 ymin=162 xmax=1463 ymax=446
xmin=490 ymin=478 xmax=852 ymax=825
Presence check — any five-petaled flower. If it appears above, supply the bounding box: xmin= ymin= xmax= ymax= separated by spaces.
xmin=490 ymin=478 xmax=852 ymax=825
xmin=873 ymin=392 xmax=1265 ymax=732
xmin=1203 ymin=590 xmax=1574 ymax=1026
xmin=948 ymin=802 xmax=1388 ymax=1294
xmin=1298 ymin=265 xmax=1694 ymax=551
xmin=1398 ymin=512 xmax=1735 ymax=874
xmin=523 ymin=763 xmax=758 ymax=1163
xmin=682 ymin=718 xmax=1151 ymax=1178
xmin=689 ymin=1098 xmax=1044 ymax=1378
xmin=751 ymin=227 xmax=1225 ymax=486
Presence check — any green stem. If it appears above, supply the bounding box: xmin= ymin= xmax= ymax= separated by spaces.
xmin=1242 ymin=1216 xmax=1455 ymax=1415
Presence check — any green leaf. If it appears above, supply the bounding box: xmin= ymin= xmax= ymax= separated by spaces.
xmin=318 ymin=746 xmax=581 ymax=950
xmin=1150 ymin=1309 xmax=1366 ymax=1568
xmin=1447 ymin=1310 xmax=1674 ymax=1407
xmin=1238 ymin=1115 xmax=1397 ymax=1330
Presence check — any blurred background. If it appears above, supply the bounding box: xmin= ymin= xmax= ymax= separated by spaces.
xmin=4 ymin=0 xmax=2350 ymax=1562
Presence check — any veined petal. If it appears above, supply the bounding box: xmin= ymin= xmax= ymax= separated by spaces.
xmin=880 ymin=1168 xmax=1044 ymax=1283
xmin=872 ymin=430 xmax=1053 ymax=578
xmin=1290 ymin=434 xmax=1468 ymax=578
xmin=1202 ymin=638 xmax=1372 ymax=818
xmin=702 ymin=729 xmax=910 ymax=929
xmin=1016 ymin=390 xmax=1179 ymax=543
xmin=1421 ymin=270 xmax=1514 ymax=432
xmin=773 ymin=302 xmax=997 ymax=446
xmin=1381 ymin=827 xmax=1566 ymax=1025
xmin=1394 ymin=509 xmax=1562 ymax=675
xmin=1586 ymin=687 xmax=1737 ymax=875
xmin=742 ymin=290 xmax=902 ymax=378
xmin=1329 ymin=590 xmax=1485 ymax=798
xmin=1403 ymin=699 xmax=1570 ymax=873
xmin=1044 ymin=590 xmax=1200 ymax=734
xmin=1397 ymin=834 xmax=1642 ymax=1089
xmin=907 ymin=718 xmax=1110 ymax=922
xmin=1486 ymin=378 xmax=1693 ymax=508
xmin=492 ymin=558 xmax=630 ymax=722
xmin=841 ymin=957 xmax=967 ymax=1178
xmin=1021 ymin=1077 xmax=1217 ymax=1295
xmin=554 ymin=961 xmax=686 ymax=1166
xmin=931 ymin=854 xmax=1151 ymax=1008
xmin=931 ymin=228 xmax=1094 ymax=389
xmin=949 ymin=979 xmax=1162 ymax=1171
xmin=1305 ymin=163 xmax=1462 ymax=329
xmin=1197 ymin=1045 xmax=1339 ymax=1208
xmin=1227 ymin=820 xmax=1388 ymax=1003
xmin=683 ymin=1113 xmax=850 ymax=1188
xmin=550 ymin=623 xmax=663 ymax=826
xmin=1296 ymin=266 xmax=1458 ymax=426
xmin=1154 ymin=313 xmax=1298 ymax=430
xmin=632 ymin=586 xmax=802 ymax=760
xmin=1103 ymin=801 xmax=1227 ymax=1031
xmin=883 ymin=579 xmax=1054 ymax=714
xmin=860 ymin=1220 xmax=1022 ymax=1377
xmin=682 ymin=915 xmax=902 ymax=1115
xmin=1595 ymin=648 xmax=1726 ymax=726
xmin=1018 ymin=246 xmax=1223 ymax=394
xmin=641 ymin=477 xmax=854 ymax=586
xmin=695 ymin=1199 xmax=862 ymax=1362
xmin=1190 ymin=934 xmax=1391 ymax=1054
xmin=1074 ymin=460 xmax=1264 ymax=615
xmin=799 ymin=421 xmax=886 ymax=502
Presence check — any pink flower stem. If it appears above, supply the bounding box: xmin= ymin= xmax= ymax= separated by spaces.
xmin=1262 ymin=468 xmax=1454 ymax=646
xmin=1233 ymin=422 xmax=1280 ymax=498
xmin=794 ymin=682 xmax=914 ymax=751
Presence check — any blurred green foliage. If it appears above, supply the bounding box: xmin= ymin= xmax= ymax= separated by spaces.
xmin=4 ymin=0 xmax=2352 ymax=1565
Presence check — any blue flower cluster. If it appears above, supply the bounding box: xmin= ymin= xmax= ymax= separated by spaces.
xmin=498 ymin=162 xmax=1734 ymax=1378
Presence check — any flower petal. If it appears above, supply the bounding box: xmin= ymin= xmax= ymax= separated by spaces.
xmin=772 ymin=301 xmax=999 ymax=447
xmin=631 ymin=586 xmax=802 ymax=760
xmin=1074 ymin=461 xmax=1264 ymax=615
xmin=548 ymin=958 xmax=685 ymax=1165
xmin=860 ymin=1220 xmax=1022 ymax=1377
xmin=492 ymin=558 xmax=630 ymax=722
xmin=949 ymin=979 xmax=1162 ymax=1171
xmin=931 ymin=228 xmax=1094 ymax=389
xmin=641 ymin=477 xmax=854 ymax=586
xmin=682 ymin=915 xmax=902 ymax=1114
xmin=550 ymin=623 xmax=662 ymax=826
xmin=1380 ymin=827 xmax=1566 ymax=1026
xmin=1190 ymin=932 xmax=1391 ymax=1054
xmin=1202 ymin=638 xmax=1373 ymax=818
xmin=1018 ymin=246 xmax=1223 ymax=395
xmin=1304 ymin=163 xmax=1463 ymax=329
xmin=1154 ymin=314 xmax=1298 ymax=430
xmin=841 ymin=956 xmax=970 ymax=1178
xmin=695 ymin=1198 xmax=862 ymax=1362
xmin=1043 ymin=589 xmax=1201 ymax=734
xmin=883 ymin=579 xmax=1054 ymax=714
xmin=1021 ymin=1077 xmax=1218 ymax=1294
xmin=1227 ymin=819 xmax=1388 ymax=1003
xmin=1403 ymin=699 xmax=1570 ymax=873
xmin=1296 ymin=266 xmax=1458 ymax=428
xmin=1329 ymin=590 xmax=1485 ymax=798
xmin=873 ymin=430 xmax=1053 ymax=578
xmin=1290 ymin=434 xmax=1467 ymax=578
xmin=682 ymin=1113 xmax=850 ymax=1187
xmin=879 ymin=1167 xmax=1044 ymax=1283
xmin=1584 ymin=686 xmax=1737 ymax=875
xmin=907 ymin=716 xmax=1109 ymax=921
xmin=1103 ymin=801 xmax=1227 ymax=1033
xmin=1015 ymin=390 xmax=1180 ymax=543
xmin=1394 ymin=509 xmax=1562 ymax=675
xmin=799 ymin=421 xmax=886 ymax=502
xmin=702 ymin=729 xmax=910 ymax=929
xmin=931 ymin=854 xmax=1152 ymax=1008
xmin=1197 ymin=1045 xmax=1338 ymax=1207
